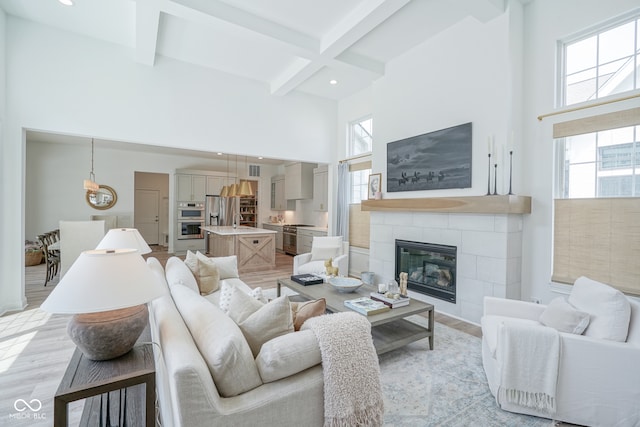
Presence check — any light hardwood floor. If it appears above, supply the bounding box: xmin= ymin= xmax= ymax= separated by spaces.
xmin=0 ymin=247 xmax=481 ymax=425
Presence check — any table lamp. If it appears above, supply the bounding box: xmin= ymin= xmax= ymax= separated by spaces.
xmin=96 ymin=228 xmax=152 ymax=254
xmin=40 ymin=248 xmax=166 ymax=360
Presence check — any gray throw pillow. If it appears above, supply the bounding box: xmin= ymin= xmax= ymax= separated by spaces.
xmin=539 ymin=297 xmax=590 ymax=334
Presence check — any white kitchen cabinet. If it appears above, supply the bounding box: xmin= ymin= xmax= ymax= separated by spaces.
xmin=297 ymin=228 xmax=327 ymax=255
xmin=271 ymin=175 xmax=295 ymax=211
xmin=312 ymin=166 xmax=328 ymax=212
xmin=206 ymin=175 xmax=226 ymax=196
xmin=176 ymin=174 xmax=206 ymax=201
xmin=262 ymin=223 xmax=284 ymax=252
xmin=284 ymin=162 xmax=314 ymax=200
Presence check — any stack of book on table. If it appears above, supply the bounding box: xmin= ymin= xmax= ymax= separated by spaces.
xmin=290 ymin=274 xmax=324 ymax=286
xmin=343 ymin=297 xmax=390 ymax=316
xmin=369 ymin=292 xmax=410 ymax=308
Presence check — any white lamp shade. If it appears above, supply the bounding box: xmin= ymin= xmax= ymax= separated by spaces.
xmin=96 ymin=228 xmax=152 ymax=254
xmin=40 ymin=249 xmax=167 ymax=314
xmin=83 ymin=179 xmax=99 ymax=192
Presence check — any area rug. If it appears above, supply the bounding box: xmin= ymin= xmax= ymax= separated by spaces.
xmin=265 ymin=288 xmax=552 ymax=426
xmin=379 ymin=315 xmax=552 ymax=426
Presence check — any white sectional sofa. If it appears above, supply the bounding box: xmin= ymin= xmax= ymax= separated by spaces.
xmin=146 ymin=255 xmax=327 ymax=427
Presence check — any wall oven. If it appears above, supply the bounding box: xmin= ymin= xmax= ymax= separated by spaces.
xmin=178 ymin=220 xmax=204 ymax=240
xmin=177 ymin=202 xmax=204 ymax=221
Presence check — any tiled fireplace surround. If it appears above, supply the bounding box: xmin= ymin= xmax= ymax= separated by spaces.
xmin=369 ymin=211 xmax=524 ymax=324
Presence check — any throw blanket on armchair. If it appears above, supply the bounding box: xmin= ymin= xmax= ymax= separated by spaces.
xmin=302 ymin=312 xmax=384 ymax=427
xmin=496 ymin=320 xmax=560 ymax=414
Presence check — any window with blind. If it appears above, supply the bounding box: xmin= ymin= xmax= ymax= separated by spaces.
xmin=348 ymin=160 xmax=371 ymax=249
xmin=553 ymin=107 xmax=640 ymax=295
xmin=346 ymin=115 xmax=372 ymax=249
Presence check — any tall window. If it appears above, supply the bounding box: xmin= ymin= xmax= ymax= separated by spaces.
xmin=559 ymin=125 xmax=640 ymax=198
xmin=554 ymin=11 xmax=640 ymax=295
xmin=349 ymin=116 xmax=373 ymax=157
xmin=560 ymin=11 xmax=640 ymax=106
xmin=350 ymin=169 xmax=371 ymax=203
xmin=346 ymin=117 xmax=373 ymax=249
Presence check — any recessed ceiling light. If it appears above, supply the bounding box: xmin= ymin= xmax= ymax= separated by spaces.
xmin=58 ymin=0 xmax=74 ymax=6
xmin=329 ymin=79 xmax=338 ymax=85
xmin=258 ymin=157 xmax=263 ymax=160
xmin=217 ymin=152 xmax=223 ymax=155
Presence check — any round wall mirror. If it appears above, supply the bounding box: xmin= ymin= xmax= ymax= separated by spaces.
xmin=86 ymin=185 xmax=118 ymax=210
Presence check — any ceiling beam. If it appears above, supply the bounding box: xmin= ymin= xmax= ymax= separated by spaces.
xmin=135 ymin=0 xmax=161 ymax=66
xmin=461 ymin=0 xmax=505 ymax=23
xmin=335 ymin=51 xmax=385 ymax=77
xmin=166 ymin=0 xmax=319 ymax=53
xmin=270 ymin=0 xmax=409 ymax=96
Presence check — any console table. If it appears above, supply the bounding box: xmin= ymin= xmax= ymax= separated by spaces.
xmin=54 ymin=332 xmax=155 ymax=427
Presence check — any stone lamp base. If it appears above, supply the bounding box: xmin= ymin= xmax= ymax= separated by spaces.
xmin=67 ymin=305 xmax=148 ymax=361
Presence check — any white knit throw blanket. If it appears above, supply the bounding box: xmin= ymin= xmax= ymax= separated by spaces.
xmin=302 ymin=312 xmax=384 ymax=427
xmin=497 ymin=320 xmax=560 ymax=414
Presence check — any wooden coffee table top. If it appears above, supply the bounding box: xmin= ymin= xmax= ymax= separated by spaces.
xmin=277 ymin=277 xmax=433 ymax=327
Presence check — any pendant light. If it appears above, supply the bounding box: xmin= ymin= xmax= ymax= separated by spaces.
xmin=83 ymin=138 xmax=99 ymax=192
xmin=238 ymin=155 xmax=254 ymax=197
xmin=228 ymin=155 xmax=239 ymax=197
xmin=220 ymin=154 xmax=230 ymax=197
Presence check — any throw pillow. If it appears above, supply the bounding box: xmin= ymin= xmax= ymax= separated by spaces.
xmin=196 ymin=252 xmax=239 ymax=280
xmin=310 ymin=236 xmax=342 ymax=261
xmin=568 ymin=276 xmax=631 ymax=342
xmin=539 ymin=297 xmax=590 ymax=334
xmin=227 ymin=291 xmax=294 ymax=357
xmin=170 ymin=284 xmax=262 ymax=397
xmin=310 ymin=246 xmax=340 ymax=261
xmin=165 ymin=256 xmax=199 ymax=293
xmin=218 ymin=281 xmax=267 ymax=313
xmin=195 ymin=257 xmax=219 ymax=295
xmin=183 ymin=250 xmax=220 ymax=295
xmin=290 ymin=298 xmax=326 ymax=331
xmin=255 ymin=329 xmax=322 ymax=383
xmin=184 ymin=249 xmax=198 ymax=273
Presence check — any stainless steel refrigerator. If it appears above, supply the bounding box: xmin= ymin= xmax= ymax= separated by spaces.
xmin=205 ymin=195 xmax=236 ymax=227
xmin=204 ymin=195 xmax=236 ymax=254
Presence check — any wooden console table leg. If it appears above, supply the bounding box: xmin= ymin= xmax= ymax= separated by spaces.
xmin=54 ymin=398 xmax=68 ymax=427
xmin=146 ymin=374 xmax=155 ymax=427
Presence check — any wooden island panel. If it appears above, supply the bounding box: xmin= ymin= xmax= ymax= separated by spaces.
xmin=237 ymin=234 xmax=276 ymax=272
xmin=209 ymin=234 xmax=234 ymax=258
xmin=206 ymin=228 xmax=276 ymax=273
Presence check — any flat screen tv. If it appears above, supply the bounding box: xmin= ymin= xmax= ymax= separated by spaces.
xmin=386 ymin=122 xmax=472 ymax=192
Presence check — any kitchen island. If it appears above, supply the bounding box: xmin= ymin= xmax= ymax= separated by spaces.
xmin=201 ymin=226 xmax=277 ymax=273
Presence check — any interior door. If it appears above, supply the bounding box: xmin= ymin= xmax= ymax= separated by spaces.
xmin=135 ymin=189 xmax=160 ymax=245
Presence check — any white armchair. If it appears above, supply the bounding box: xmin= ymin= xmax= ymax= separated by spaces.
xmin=293 ymin=236 xmax=349 ymax=277
xmin=481 ymin=277 xmax=640 ymax=426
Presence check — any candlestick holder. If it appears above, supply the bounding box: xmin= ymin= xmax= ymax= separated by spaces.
xmin=486 ymin=154 xmax=492 ymax=196
xmin=493 ymin=164 xmax=498 ymax=195
xmin=508 ymin=150 xmax=514 ymax=195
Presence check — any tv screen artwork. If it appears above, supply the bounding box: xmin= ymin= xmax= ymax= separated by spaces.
xmin=386 ymin=122 xmax=472 ymax=192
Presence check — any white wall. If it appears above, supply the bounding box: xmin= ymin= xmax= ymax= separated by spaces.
xmin=349 ymin=0 xmax=640 ymax=314
xmin=1 ymin=17 xmax=337 ymax=313
xmin=372 ymin=12 xmax=513 ymax=196
xmin=521 ymin=0 xmax=640 ymax=304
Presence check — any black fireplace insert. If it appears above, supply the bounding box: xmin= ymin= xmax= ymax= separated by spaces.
xmin=395 ymin=239 xmax=456 ymax=303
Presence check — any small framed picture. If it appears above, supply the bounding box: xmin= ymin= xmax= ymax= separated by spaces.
xmin=368 ymin=173 xmax=382 ymax=199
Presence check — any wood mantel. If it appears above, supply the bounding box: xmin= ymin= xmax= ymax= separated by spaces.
xmin=360 ymin=195 xmax=531 ymax=214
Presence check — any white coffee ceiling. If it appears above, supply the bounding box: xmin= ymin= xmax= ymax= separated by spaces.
xmin=0 ymin=0 xmax=507 ymax=101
